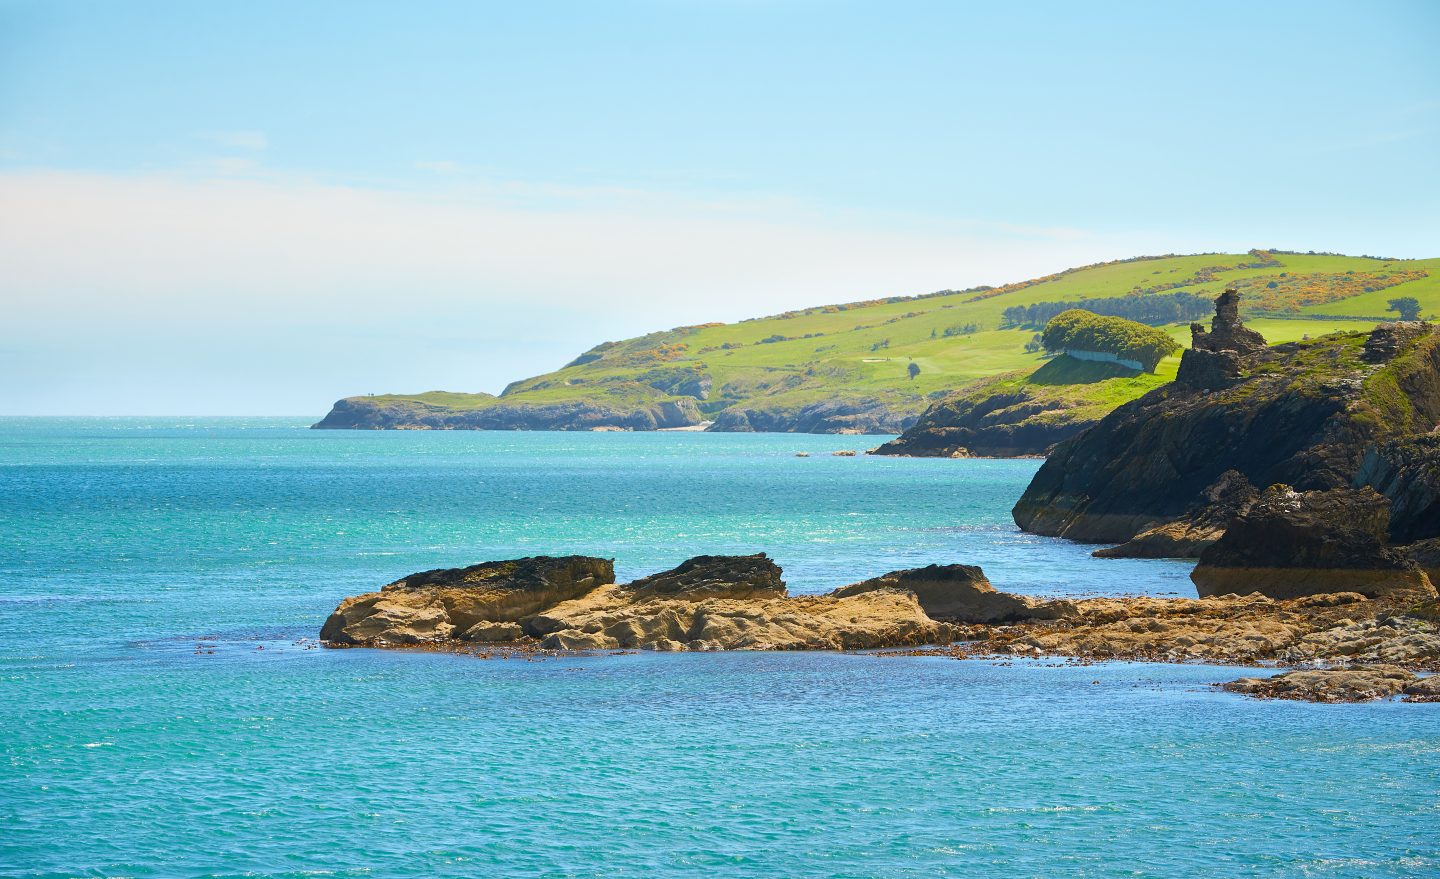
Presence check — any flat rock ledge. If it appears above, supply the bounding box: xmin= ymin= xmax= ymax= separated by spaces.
xmin=1220 ymin=666 xmax=1440 ymax=703
xmin=322 ymin=554 xmax=1440 ymax=701
xmin=321 ymin=554 xmax=1013 ymax=652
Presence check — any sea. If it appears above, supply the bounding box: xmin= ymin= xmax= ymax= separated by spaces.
xmin=1 ymin=417 xmax=1436 ymax=878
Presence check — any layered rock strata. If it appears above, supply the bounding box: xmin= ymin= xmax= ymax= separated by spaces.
xmin=1190 ymin=486 xmax=1436 ymax=600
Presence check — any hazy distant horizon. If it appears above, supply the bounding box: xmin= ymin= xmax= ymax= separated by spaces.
xmin=3 ymin=0 xmax=1437 ymax=415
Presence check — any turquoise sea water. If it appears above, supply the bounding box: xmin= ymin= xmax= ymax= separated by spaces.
xmin=1 ymin=418 xmax=1436 ymax=878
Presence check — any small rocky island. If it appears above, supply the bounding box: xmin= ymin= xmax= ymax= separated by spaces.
xmin=321 ymin=551 xmax=1440 ymax=703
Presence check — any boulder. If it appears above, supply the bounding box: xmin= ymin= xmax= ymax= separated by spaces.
xmin=620 ymin=553 xmax=787 ymax=601
xmin=1406 ymin=537 xmax=1440 ymax=586
xmin=830 ymin=563 xmax=1054 ymax=623
xmin=1221 ymin=665 xmax=1416 ymax=703
xmin=1402 ymin=675 xmax=1440 ymax=702
xmin=1191 ymin=486 xmax=1435 ymax=601
xmin=320 ymin=555 xmax=614 ymax=645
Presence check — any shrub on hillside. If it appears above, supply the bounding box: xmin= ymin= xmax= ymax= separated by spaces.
xmin=1040 ymin=310 xmax=1181 ymax=372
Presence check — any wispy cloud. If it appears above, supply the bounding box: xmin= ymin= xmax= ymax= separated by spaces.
xmin=196 ymin=130 xmax=268 ymax=151
xmin=0 ymin=167 xmax=1183 ymax=412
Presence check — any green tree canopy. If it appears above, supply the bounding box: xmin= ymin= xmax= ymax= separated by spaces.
xmin=1039 ymin=309 xmax=1182 ymax=372
xmin=1387 ymin=296 xmax=1422 ymax=321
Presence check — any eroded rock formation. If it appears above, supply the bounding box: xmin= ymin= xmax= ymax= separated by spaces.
xmin=321 ymin=554 xmax=964 ymax=652
xmin=1190 ymin=486 xmax=1435 ymax=601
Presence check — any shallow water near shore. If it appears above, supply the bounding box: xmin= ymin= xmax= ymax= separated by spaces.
xmin=2 ymin=418 xmax=1437 ymax=878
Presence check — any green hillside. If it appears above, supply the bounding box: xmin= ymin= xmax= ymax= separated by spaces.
xmin=316 ymin=249 xmax=1437 ymax=433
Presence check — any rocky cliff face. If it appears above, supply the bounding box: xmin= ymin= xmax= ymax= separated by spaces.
xmin=868 ymin=387 xmax=1086 ymax=457
xmin=1012 ymin=292 xmax=1440 ymax=545
xmin=707 ymin=397 xmax=918 ymax=434
xmin=1190 ymin=486 xmax=1435 ymax=600
xmin=870 ymin=356 xmax=1167 ymax=458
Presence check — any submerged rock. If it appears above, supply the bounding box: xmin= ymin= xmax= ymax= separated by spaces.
xmin=1190 ymin=486 xmax=1435 ymax=601
xmin=1220 ymin=665 xmax=1416 ymax=703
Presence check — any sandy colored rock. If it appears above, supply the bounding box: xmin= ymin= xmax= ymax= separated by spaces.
xmin=1401 ymin=675 xmax=1440 ymax=702
xmin=900 ymin=588 xmax=1440 ymax=673
xmin=831 ymin=563 xmax=1060 ymax=623
xmin=320 ymin=555 xmax=614 ymax=646
xmin=529 ymin=583 xmax=950 ymax=651
xmin=324 ymin=553 xmax=955 ymax=652
xmin=1221 ymin=665 xmax=1415 ymax=703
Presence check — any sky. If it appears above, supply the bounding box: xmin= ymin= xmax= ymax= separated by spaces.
xmin=1 ymin=0 xmax=1437 ymax=415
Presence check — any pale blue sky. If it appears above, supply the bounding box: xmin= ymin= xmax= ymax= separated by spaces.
xmin=1 ymin=0 xmax=1437 ymax=414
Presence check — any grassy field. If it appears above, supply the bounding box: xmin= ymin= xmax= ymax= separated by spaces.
xmin=358 ymin=249 xmax=1437 ymax=424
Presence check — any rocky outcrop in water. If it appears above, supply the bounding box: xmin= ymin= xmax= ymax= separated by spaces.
xmin=320 ymin=556 xmax=616 ymax=645
xmin=1013 ymin=292 xmax=1440 ymax=545
xmin=1220 ymin=666 xmax=1419 ymax=703
xmin=831 ymin=563 xmax=1065 ymax=622
xmin=322 ymin=554 xmax=961 ymax=651
xmin=867 ymin=385 xmax=1087 ymax=458
xmin=1190 ymin=486 xmax=1436 ymax=601
xmin=324 ymin=553 xmax=1440 ymax=701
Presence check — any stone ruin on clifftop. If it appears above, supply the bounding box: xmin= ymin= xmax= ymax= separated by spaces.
xmin=1176 ymin=288 xmax=1268 ymax=390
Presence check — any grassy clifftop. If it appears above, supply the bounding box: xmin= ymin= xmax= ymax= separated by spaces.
xmin=316 ymin=250 xmax=1440 ymax=433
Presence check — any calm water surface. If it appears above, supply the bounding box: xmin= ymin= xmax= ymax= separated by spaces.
xmin=1 ymin=418 xmax=1436 ymax=878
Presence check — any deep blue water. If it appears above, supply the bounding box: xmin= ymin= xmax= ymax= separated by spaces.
xmin=1 ymin=418 xmax=1436 ymax=878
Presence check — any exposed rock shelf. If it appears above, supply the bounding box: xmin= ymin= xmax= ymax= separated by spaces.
xmin=322 ymin=553 xmax=1440 ymax=701
xmin=321 ymin=554 xmax=968 ymax=652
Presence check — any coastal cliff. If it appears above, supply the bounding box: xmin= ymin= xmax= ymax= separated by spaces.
xmin=313 ymin=392 xmax=702 ymax=431
xmin=1012 ymin=291 xmax=1440 ymax=546
xmin=312 ymin=250 xmax=1437 ymax=433
xmin=870 ymin=355 xmax=1171 ymax=457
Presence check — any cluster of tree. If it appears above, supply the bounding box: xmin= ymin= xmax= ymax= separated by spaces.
xmin=1001 ymin=291 xmax=1215 ymax=329
xmin=1039 ymin=310 xmax=1182 ymax=373
xmin=1388 ymin=297 xmax=1422 ymax=321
